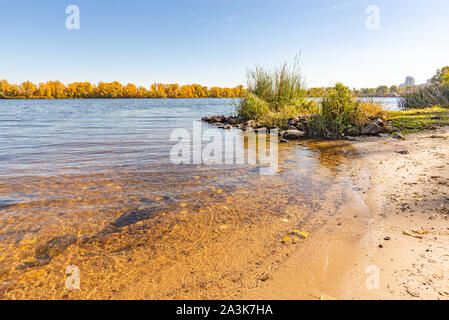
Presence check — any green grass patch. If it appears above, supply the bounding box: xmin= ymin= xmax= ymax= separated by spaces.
xmin=386 ymin=106 xmax=449 ymax=133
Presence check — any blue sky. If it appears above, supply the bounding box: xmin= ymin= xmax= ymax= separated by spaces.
xmin=0 ymin=0 xmax=448 ymax=89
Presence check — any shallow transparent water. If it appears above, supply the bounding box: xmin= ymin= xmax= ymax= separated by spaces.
xmin=0 ymin=98 xmax=368 ymax=299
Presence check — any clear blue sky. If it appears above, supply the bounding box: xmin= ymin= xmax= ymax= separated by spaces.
xmin=1 ymin=0 xmax=448 ymax=89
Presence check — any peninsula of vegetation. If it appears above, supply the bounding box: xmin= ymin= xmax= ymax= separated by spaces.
xmin=202 ymin=62 xmax=449 ymax=140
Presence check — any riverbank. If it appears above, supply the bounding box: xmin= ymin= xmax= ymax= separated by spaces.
xmin=346 ymin=126 xmax=449 ymax=299
xmin=237 ymin=126 xmax=449 ymax=300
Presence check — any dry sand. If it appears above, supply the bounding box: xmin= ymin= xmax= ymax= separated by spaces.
xmin=238 ymin=127 xmax=449 ymax=300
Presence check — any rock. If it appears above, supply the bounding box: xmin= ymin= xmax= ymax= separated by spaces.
xmin=255 ymin=127 xmax=267 ymax=133
xmin=246 ymin=120 xmax=257 ymax=128
xmin=280 ymin=130 xmax=305 ymax=140
xmin=395 ymin=150 xmax=409 ymax=155
xmin=405 ymin=287 xmax=420 ymax=298
xmin=223 ymin=124 xmax=232 ymax=130
xmin=227 ymin=117 xmax=239 ymax=125
xmin=373 ymin=118 xmax=384 ymax=127
xmin=361 ymin=123 xmax=382 ymax=136
xmin=280 ymin=139 xmax=289 ymax=143
xmin=205 ymin=116 xmax=223 ymax=123
xmin=258 ymin=274 xmax=270 ymax=282
xmin=344 ymin=127 xmax=361 ymax=137
xmin=288 ymin=116 xmax=301 ymax=126
xmin=393 ymin=132 xmax=404 ymax=140
xmin=201 ymin=116 xmax=215 ymax=123
xmin=296 ymin=123 xmax=307 ymax=132
xmin=288 ymin=115 xmax=308 ymax=126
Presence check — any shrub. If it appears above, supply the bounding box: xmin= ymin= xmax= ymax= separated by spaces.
xmin=399 ymin=86 xmax=449 ymax=109
xmin=236 ymin=93 xmax=270 ymax=121
xmin=312 ymin=83 xmax=384 ymax=137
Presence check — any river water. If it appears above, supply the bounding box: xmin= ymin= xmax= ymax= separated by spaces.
xmin=0 ymin=98 xmax=389 ymax=299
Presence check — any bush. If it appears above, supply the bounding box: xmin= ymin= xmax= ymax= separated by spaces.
xmin=236 ymin=93 xmax=270 ymax=121
xmin=311 ymin=83 xmax=384 ymax=137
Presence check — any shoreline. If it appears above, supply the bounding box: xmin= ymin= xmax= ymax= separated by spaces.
xmin=236 ymin=126 xmax=449 ymax=300
xmin=1 ymin=118 xmax=448 ymax=299
xmin=346 ymin=126 xmax=449 ymax=299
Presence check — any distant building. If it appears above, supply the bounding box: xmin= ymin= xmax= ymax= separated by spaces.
xmin=399 ymin=76 xmax=416 ymax=88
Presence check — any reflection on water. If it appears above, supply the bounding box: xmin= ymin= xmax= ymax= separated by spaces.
xmin=0 ymin=99 xmax=364 ymax=299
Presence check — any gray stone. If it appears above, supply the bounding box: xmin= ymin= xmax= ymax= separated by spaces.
xmin=246 ymin=120 xmax=257 ymax=128
xmin=345 ymin=127 xmax=361 ymax=137
xmin=393 ymin=132 xmax=404 ymax=140
xmin=280 ymin=130 xmax=305 ymax=140
xmin=361 ymin=123 xmax=382 ymax=136
xmin=227 ymin=117 xmax=239 ymax=125
xmin=373 ymin=118 xmax=384 ymax=127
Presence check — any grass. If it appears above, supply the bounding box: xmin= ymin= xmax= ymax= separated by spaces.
xmin=236 ymin=57 xmax=316 ymax=127
xmin=400 ymin=86 xmax=449 ymax=109
xmin=386 ymin=106 xmax=449 ymax=133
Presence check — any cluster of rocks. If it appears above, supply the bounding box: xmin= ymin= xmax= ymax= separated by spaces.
xmin=201 ymin=115 xmax=274 ymax=132
xmin=202 ymin=114 xmax=401 ymax=141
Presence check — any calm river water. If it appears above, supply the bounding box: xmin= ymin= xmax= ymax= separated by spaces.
xmin=0 ymin=98 xmax=393 ymax=299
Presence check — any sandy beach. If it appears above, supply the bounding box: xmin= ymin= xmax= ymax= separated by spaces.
xmin=238 ymin=127 xmax=449 ymax=300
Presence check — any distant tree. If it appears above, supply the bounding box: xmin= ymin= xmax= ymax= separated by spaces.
xmin=442 ymin=71 xmax=449 ymax=87
xmin=390 ymin=85 xmax=398 ymax=93
xmin=431 ymin=66 xmax=449 ymax=85
xmin=376 ymin=85 xmax=389 ymax=96
xmin=19 ymin=81 xmax=37 ymax=98
xmin=209 ymin=87 xmax=222 ymax=98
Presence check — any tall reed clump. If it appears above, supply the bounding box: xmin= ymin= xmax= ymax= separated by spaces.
xmin=399 ymin=86 xmax=449 ymax=109
xmin=308 ymin=83 xmax=385 ymax=138
xmin=236 ymin=58 xmax=316 ymax=128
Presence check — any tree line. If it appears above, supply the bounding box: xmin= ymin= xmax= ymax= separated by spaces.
xmin=0 ymin=80 xmax=246 ymax=99
xmin=306 ymin=85 xmax=403 ymax=98
xmin=306 ymin=67 xmax=449 ymax=98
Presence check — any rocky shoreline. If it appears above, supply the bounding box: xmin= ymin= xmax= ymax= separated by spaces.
xmin=201 ymin=114 xmax=403 ymax=141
